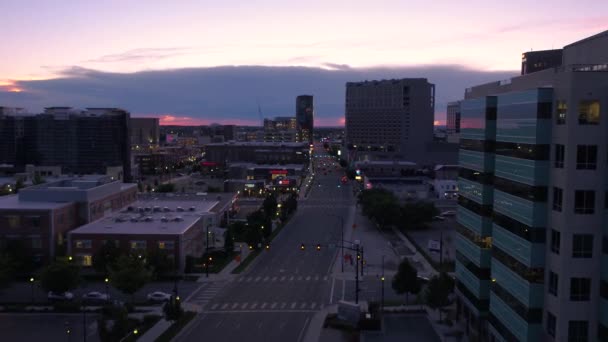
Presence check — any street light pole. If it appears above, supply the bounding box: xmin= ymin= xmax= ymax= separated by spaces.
xmin=82 ymin=307 xmax=87 ymax=342
xmin=340 ymin=216 xmax=344 ymax=273
xmin=360 ymin=246 xmax=364 ymax=276
xmin=355 ymin=244 xmax=360 ymax=304
xmin=381 ymin=255 xmax=385 ymax=311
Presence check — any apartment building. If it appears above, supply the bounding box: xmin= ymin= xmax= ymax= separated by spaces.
xmin=455 ymin=30 xmax=608 ymax=341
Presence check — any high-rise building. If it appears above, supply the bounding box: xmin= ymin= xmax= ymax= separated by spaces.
xmin=345 ymin=78 xmax=435 ymax=162
xmin=446 ymin=101 xmax=461 ymax=143
xmin=263 ymin=116 xmax=298 ymax=142
xmin=521 ymin=49 xmax=563 ymax=75
xmin=130 ymin=117 xmax=160 ymax=149
xmin=456 ymin=30 xmax=608 ymax=342
xmin=296 ymin=95 xmax=314 ymax=144
xmin=0 ymin=107 xmax=132 ymax=181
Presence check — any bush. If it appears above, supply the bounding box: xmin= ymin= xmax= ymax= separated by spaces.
xmin=53 ymin=301 xmax=82 ymax=313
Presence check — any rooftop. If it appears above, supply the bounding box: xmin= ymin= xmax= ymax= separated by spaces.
xmin=70 ymin=199 xmax=218 ymax=235
xmin=206 ymin=141 xmax=307 ymax=147
xmin=137 ymin=192 xmax=237 ymax=214
xmin=0 ymin=194 xmax=73 ymax=210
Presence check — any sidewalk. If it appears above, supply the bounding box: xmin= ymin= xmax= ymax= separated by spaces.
xmin=138 ymin=318 xmax=172 ymax=342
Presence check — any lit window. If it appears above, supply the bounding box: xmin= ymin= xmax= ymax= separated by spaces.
xmin=130 ymin=240 xmax=146 ymax=249
xmin=75 ymin=240 xmax=92 ymax=249
xmin=80 ymin=254 xmax=93 ymax=267
xmin=578 ymin=100 xmax=600 ymax=125
xmin=6 ymin=216 xmax=20 ymax=228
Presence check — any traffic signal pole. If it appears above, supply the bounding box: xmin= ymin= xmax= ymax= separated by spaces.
xmin=355 ymin=244 xmax=359 ymax=304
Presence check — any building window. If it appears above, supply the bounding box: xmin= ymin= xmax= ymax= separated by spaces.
xmin=570 ymin=278 xmax=591 ymax=301
xmin=75 ymin=240 xmax=92 ymax=249
xmin=578 ymin=100 xmax=600 ymax=125
xmin=572 ymin=234 xmax=593 ymax=258
xmin=568 ymin=320 xmax=588 ymax=342
xmin=554 ymin=144 xmax=565 ymax=168
xmin=158 ymin=241 xmax=175 ymax=250
xmin=29 ymin=216 xmax=41 ymax=228
xmin=547 ymin=312 xmax=556 ymax=337
xmin=78 ymin=254 xmax=93 ymax=267
xmin=556 ymin=101 xmax=567 ymax=125
xmin=548 ymin=271 xmax=559 ymax=296
xmin=31 ymin=237 xmax=42 ymax=249
xmin=130 ymin=240 xmax=147 ymax=249
xmin=6 ymin=215 xmax=20 ymax=228
xmin=576 ymin=145 xmax=597 ymax=169
xmin=553 ymin=187 xmax=563 ymax=212
xmin=574 ymin=190 xmax=595 ymax=214
xmin=551 ymin=229 xmax=560 ymax=254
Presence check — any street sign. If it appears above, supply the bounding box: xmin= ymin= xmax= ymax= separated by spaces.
xmin=428 ymin=239 xmax=441 ymax=252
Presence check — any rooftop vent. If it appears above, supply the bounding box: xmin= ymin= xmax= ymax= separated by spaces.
xmin=137 ymin=207 xmax=144 ymax=213
xmin=127 ymin=206 xmax=134 ymax=211
xmin=176 ymin=206 xmax=185 ymax=212
xmin=153 ymin=206 xmax=161 ymax=212
xmin=130 ymin=217 xmax=138 ymax=222
xmin=189 ymin=206 xmax=196 ymax=211
xmin=160 ymin=217 xmax=169 ymax=222
xmin=144 ymin=216 xmax=153 ymax=222
xmin=144 ymin=207 xmax=151 ymax=212
xmin=174 ymin=216 xmax=183 ymax=222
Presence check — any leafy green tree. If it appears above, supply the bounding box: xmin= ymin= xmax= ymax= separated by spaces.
xmin=0 ymin=254 xmax=15 ymax=289
xmin=40 ymin=261 xmax=80 ymax=294
xmin=224 ymin=229 xmax=234 ymax=254
xmin=262 ymin=194 xmax=278 ymax=218
xmin=32 ymin=173 xmax=45 ymax=185
xmin=157 ymin=183 xmax=176 ymax=193
xmin=147 ymin=249 xmax=175 ymax=276
xmin=392 ymin=258 xmax=420 ymax=305
xmin=425 ymin=272 xmax=455 ymax=322
xmin=146 ymin=184 xmax=152 ymax=192
xmin=248 ymin=209 xmax=272 ymax=240
xmin=15 ymin=179 xmax=24 ymax=192
xmin=358 ymin=189 xmax=400 ymax=229
xmin=92 ymin=241 xmax=122 ymax=273
xmin=137 ymin=182 xmax=144 ymax=192
xmin=109 ymin=255 xmax=152 ymax=302
xmin=163 ymin=296 xmax=183 ymax=321
xmin=4 ymin=239 xmax=35 ymax=274
xmin=98 ymin=305 xmax=129 ymax=342
xmin=399 ymin=202 xmax=439 ymax=230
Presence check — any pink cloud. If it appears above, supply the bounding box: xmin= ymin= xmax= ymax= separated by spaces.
xmin=132 ymin=113 xmax=259 ymax=126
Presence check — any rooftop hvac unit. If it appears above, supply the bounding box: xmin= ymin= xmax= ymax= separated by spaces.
xmin=160 ymin=217 xmax=169 ymax=222
xmin=144 ymin=216 xmax=153 ymax=222
xmin=163 ymin=207 xmax=170 ymax=212
xmin=153 ymin=206 xmax=161 ymax=212
xmin=189 ymin=206 xmax=196 ymax=211
xmin=130 ymin=217 xmax=138 ymax=222
xmin=176 ymin=206 xmax=185 ymax=212
xmin=174 ymin=216 xmax=183 ymax=222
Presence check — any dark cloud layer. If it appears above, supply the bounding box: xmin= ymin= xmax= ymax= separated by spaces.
xmin=1 ymin=65 xmax=517 ymax=125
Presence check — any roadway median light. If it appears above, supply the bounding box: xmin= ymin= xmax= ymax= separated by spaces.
xmin=249 ymin=245 xmax=253 ymax=250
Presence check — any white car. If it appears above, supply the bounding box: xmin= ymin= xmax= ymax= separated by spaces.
xmin=48 ymin=291 xmax=74 ymax=301
xmin=147 ymin=291 xmax=172 ymax=303
xmin=82 ymin=291 xmax=110 ymax=304
xmin=440 ymin=210 xmax=456 ymax=217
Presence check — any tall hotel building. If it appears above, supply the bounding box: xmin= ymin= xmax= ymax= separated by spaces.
xmin=345 ymin=78 xmax=435 ymax=162
xmin=456 ymin=30 xmax=608 ymax=341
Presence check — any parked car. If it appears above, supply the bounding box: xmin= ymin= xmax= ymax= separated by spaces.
xmin=48 ymin=291 xmax=74 ymax=301
xmin=440 ymin=210 xmax=456 ymax=217
xmin=433 ymin=215 xmax=446 ymax=221
xmin=82 ymin=291 xmax=109 ymax=304
xmin=147 ymin=291 xmax=172 ymax=303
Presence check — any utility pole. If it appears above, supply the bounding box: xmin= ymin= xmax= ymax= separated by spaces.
xmin=360 ymin=246 xmax=364 ymax=276
xmin=82 ymin=307 xmax=87 ymax=342
xmin=355 ymin=244 xmax=360 ymax=304
xmin=206 ymin=224 xmax=210 ymax=278
xmin=439 ymin=229 xmax=443 ymax=269
xmin=340 ymin=216 xmax=344 ymax=273
xmin=381 ymin=255 xmax=385 ymax=311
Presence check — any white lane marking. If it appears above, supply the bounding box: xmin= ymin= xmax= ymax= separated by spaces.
xmin=329 ymin=277 xmax=336 ymax=304
xmin=215 ymin=319 xmax=223 ymax=328
xmin=232 ymin=303 xmax=239 ymax=309
xmin=263 ymin=276 xmax=269 ymax=282
xmin=255 ymin=276 xmax=262 ymax=282
xmin=291 ymin=302 xmax=297 ymax=309
xmin=241 ymin=302 xmax=248 ymax=309
xmin=300 ymin=302 xmax=307 ymax=309
xmin=323 ymin=276 xmax=328 ymax=281
xmin=281 ymin=302 xmax=287 ymax=309
xmin=250 ymin=303 xmax=258 ymax=309
xmin=261 ymin=302 xmax=267 ymax=309
xmin=271 ymin=302 xmax=277 ymax=309
xmin=221 ymin=303 xmax=228 ymax=309
xmin=311 ymin=302 xmax=317 ymax=309
xmin=297 ymin=317 xmax=311 ymax=342
xmin=211 ymin=303 xmax=219 ymax=310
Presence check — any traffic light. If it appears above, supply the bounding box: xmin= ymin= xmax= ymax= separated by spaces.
xmin=316 ymin=244 xmax=321 ymax=251
xmin=357 ymin=253 xmax=361 ymax=260
xmin=300 ymin=243 xmax=305 ymax=250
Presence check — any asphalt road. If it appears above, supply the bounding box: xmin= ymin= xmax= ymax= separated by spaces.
xmin=0 ymin=313 xmax=100 ymax=342
xmin=178 ymin=150 xmax=354 ymax=342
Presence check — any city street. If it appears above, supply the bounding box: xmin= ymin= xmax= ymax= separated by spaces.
xmin=177 ymin=150 xmax=354 ymax=342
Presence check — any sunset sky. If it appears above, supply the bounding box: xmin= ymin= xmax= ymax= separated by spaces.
xmin=1 ymin=0 xmax=607 ymax=125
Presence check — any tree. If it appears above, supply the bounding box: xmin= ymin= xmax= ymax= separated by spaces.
xmin=40 ymin=261 xmax=80 ymax=294
xmin=392 ymin=258 xmax=420 ymax=305
xmin=425 ymin=272 xmax=455 ymax=322
xmin=98 ymin=305 xmax=129 ymax=342
xmin=163 ymin=296 xmax=183 ymax=321
xmin=157 ymin=183 xmax=176 ymax=193
xmin=262 ymin=194 xmax=278 ymax=219
xmin=399 ymin=202 xmax=439 ymax=230
xmin=137 ymin=182 xmax=144 ymax=192
xmin=109 ymin=255 xmax=152 ymax=302
xmin=248 ymin=209 xmax=272 ymax=240
xmin=147 ymin=249 xmax=175 ymax=276
xmin=15 ymin=179 xmax=24 ymax=192
xmin=32 ymin=173 xmax=45 ymax=185
xmin=93 ymin=241 xmax=122 ymax=273
xmin=224 ymin=229 xmax=234 ymax=255
xmin=0 ymin=254 xmax=15 ymax=289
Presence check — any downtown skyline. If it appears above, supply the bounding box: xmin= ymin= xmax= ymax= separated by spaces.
xmin=1 ymin=0 xmax=607 ymax=125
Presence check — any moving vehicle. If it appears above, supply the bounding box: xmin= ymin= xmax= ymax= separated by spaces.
xmin=147 ymin=291 xmax=172 ymax=303
xmin=48 ymin=291 xmax=74 ymax=301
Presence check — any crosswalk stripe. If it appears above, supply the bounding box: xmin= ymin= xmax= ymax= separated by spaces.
xmin=255 ymin=276 xmax=262 ymax=282
xmin=280 ymin=276 xmax=286 ymax=281
xmin=271 ymin=302 xmax=277 ymax=309
xmin=291 ymin=302 xmax=297 ymax=309
xmin=311 ymin=302 xmax=317 ymax=309
xmin=241 ymin=303 xmax=248 ymax=309
xmin=261 ymin=303 xmax=267 ymax=309
xmin=289 ymin=276 xmax=294 ymax=281
xmin=306 ymin=276 xmax=311 ymax=281
xmin=263 ymin=276 xmax=269 ymax=282
xmin=314 ymin=275 xmax=319 ymax=281
xmin=246 ymin=277 xmax=253 ymax=282
xmin=222 ymin=303 xmax=228 ymax=309
xmin=297 ymin=276 xmax=303 ymax=281
xmin=232 ymin=303 xmax=239 ymax=309
xmin=237 ymin=278 xmax=244 ymax=282
xmin=271 ymin=276 xmax=277 ymax=281
xmin=211 ymin=303 xmax=219 ymax=310
xmin=281 ymin=302 xmax=287 ymax=309
xmin=323 ymin=276 xmax=328 ymax=281
xmin=251 ymin=303 xmax=258 ymax=309
xmin=300 ymin=303 xmax=307 ymax=309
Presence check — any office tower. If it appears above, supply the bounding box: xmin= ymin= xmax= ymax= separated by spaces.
xmin=0 ymin=107 xmax=132 ymax=181
xmin=345 ymin=78 xmax=435 ymax=162
xmin=296 ymin=95 xmax=314 ymax=144
xmin=456 ymin=30 xmax=608 ymax=342
xmin=263 ymin=116 xmax=298 ymax=142
xmin=130 ymin=117 xmax=160 ymax=149
xmin=446 ymin=101 xmax=461 ymax=143
xmin=521 ymin=49 xmax=563 ymax=75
